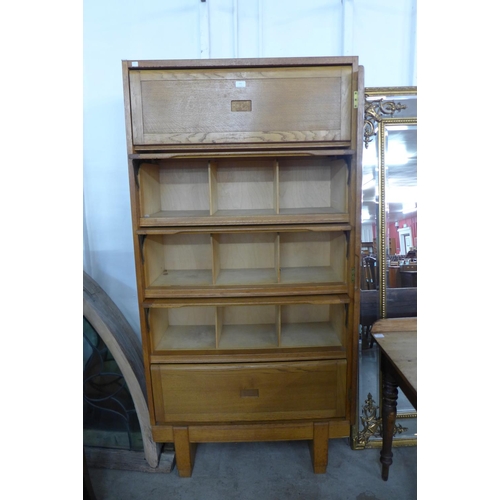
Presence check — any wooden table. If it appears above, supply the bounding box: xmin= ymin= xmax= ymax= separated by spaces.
xmin=387 ymin=266 xmax=401 ymax=288
xmin=371 ymin=317 xmax=417 ymax=481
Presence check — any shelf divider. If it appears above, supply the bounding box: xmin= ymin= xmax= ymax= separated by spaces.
xmin=209 ymin=160 xmax=218 ymax=216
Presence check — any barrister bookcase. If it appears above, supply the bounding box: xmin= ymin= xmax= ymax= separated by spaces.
xmin=122 ymin=57 xmax=364 ymax=476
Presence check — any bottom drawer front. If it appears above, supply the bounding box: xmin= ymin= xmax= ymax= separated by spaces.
xmin=151 ymin=360 xmax=346 ymax=423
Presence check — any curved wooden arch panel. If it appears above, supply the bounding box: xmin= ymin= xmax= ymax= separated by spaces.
xmin=83 ymin=272 xmax=161 ymax=468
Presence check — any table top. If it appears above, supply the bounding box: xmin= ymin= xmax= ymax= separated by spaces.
xmin=371 ymin=318 xmax=417 ymax=395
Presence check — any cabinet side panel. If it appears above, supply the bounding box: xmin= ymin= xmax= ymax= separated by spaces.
xmin=330 ymin=159 xmax=348 ymax=213
xmin=347 ymin=65 xmax=364 ymax=424
xmin=123 ymin=62 xmax=155 ymax=424
xmin=129 ymin=72 xmax=144 ymax=144
xmin=140 ymin=163 xmax=161 ymax=216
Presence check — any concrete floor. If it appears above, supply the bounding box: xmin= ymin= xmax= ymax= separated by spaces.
xmin=88 ymin=439 xmax=417 ymax=500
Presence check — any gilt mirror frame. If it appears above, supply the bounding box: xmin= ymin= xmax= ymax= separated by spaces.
xmin=352 ymin=86 xmax=417 ymax=450
xmin=364 ymin=86 xmax=417 ymax=317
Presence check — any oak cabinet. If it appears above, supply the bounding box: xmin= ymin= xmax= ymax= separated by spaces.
xmin=123 ymin=57 xmax=363 ymax=476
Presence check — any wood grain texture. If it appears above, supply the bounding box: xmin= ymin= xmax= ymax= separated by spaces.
xmin=158 ymin=161 xmax=210 ymax=212
xmin=140 ymin=212 xmax=350 ymax=227
xmin=138 ymin=223 xmax=352 ymax=235
xmin=150 ymin=419 xmax=350 ymax=444
xmin=374 ymin=329 xmax=417 ymax=397
xmin=151 ymin=360 xmax=346 ymax=424
xmin=173 ymin=427 xmax=197 ymax=477
xmin=139 ymin=163 xmax=161 ymax=216
xmin=371 ymin=317 xmax=417 ymax=333
xmin=144 ymin=283 xmax=349 ymax=299
xmin=309 ymin=422 xmax=330 ymax=473
xmin=130 ymin=146 xmax=354 ymax=156
xmin=189 ymin=422 xmax=314 ymax=442
xmin=124 ymin=56 xmax=358 ymax=69
xmin=144 ymin=294 xmax=350 ymax=308
xmin=129 ymin=65 xmax=352 ymax=145
xmin=213 ymin=159 xmax=276 ymax=211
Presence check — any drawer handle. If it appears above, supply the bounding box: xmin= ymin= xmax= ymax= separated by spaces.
xmin=231 ymin=100 xmax=252 ymax=112
xmin=240 ymin=389 xmax=259 ymax=398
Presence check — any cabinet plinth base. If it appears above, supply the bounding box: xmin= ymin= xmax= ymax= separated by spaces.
xmin=159 ymin=420 xmax=350 ymax=477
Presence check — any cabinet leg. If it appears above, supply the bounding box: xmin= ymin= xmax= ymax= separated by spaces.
xmin=173 ymin=427 xmax=197 ymax=478
xmin=380 ymin=369 xmax=398 ymax=481
xmin=309 ymin=421 xmax=329 ymax=474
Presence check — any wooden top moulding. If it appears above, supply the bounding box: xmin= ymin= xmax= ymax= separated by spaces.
xmin=123 ymin=56 xmax=359 ymax=70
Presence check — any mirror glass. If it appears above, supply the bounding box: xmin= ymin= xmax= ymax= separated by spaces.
xmin=385 ymin=124 xmax=417 ymax=290
xmin=355 ymin=89 xmax=417 ymax=449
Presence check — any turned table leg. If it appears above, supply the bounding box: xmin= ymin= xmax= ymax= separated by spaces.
xmin=380 ymin=365 xmax=398 ymax=481
xmin=173 ymin=427 xmax=197 ymax=478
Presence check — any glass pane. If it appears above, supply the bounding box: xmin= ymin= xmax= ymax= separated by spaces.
xmin=83 ymin=316 xmax=143 ymax=451
xmin=385 ymin=124 xmax=417 ymax=289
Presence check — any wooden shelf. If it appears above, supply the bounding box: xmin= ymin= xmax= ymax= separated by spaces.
xmin=215 ymin=268 xmax=278 ymax=286
xmin=218 ymin=325 xmax=278 ymax=349
xmin=145 ymin=210 xmax=211 ymax=219
xmin=129 ymin=147 xmax=355 ymax=158
xmin=136 ymin=156 xmax=350 ymax=226
xmin=156 ymin=325 xmax=217 ymax=351
xmin=143 ymin=294 xmax=350 ymax=308
xmin=142 ymin=229 xmax=348 ymax=294
xmin=150 ymin=270 xmax=213 ymax=288
xmin=212 ymin=209 xmax=277 ymax=217
xmin=144 ymin=282 xmax=349 ymax=299
xmin=137 ymin=224 xmax=352 ymax=235
xmin=148 ymin=301 xmax=347 ymax=353
xmin=140 ymin=213 xmax=351 ymax=227
xmin=279 ymin=266 xmax=338 ymax=284
xmin=280 ymin=323 xmax=342 ymax=348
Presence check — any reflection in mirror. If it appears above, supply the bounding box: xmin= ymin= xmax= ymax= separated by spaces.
xmin=385 ymin=124 xmax=417 ymax=289
xmin=361 ymin=89 xmax=417 ymax=318
xmin=361 ymin=136 xmax=378 ymax=286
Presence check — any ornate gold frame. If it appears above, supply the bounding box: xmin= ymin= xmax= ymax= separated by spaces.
xmin=364 ymin=86 xmax=417 ymax=316
xmin=352 ymin=87 xmax=417 ymax=450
